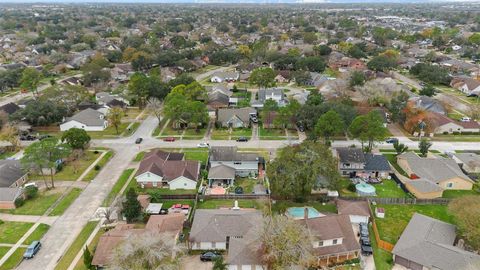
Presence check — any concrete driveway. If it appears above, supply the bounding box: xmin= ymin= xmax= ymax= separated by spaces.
xmin=180 ymin=255 xmax=213 ymax=270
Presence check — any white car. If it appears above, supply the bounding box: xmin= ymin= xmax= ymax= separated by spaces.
xmin=197 ymin=142 xmax=210 ymax=148
xmin=460 ymin=116 xmax=471 ymax=122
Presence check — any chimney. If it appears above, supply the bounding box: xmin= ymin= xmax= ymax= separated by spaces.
xmin=232 ymin=200 xmax=240 ymax=211
xmin=304 ymin=207 xmax=309 ymax=220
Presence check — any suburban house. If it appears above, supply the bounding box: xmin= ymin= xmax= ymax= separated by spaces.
xmin=429 ymin=112 xmax=480 ymax=134
xmin=251 ymin=88 xmax=286 ymax=108
xmin=60 ymin=108 xmax=108 ymax=131
xmin=398 ymin=152 xmax=474 ymax=198
xmin=392 ymin=213 xmax=480 ymax=270
xmin=209 ymin=146 xmax=261 ymax=178
xmin=306 ymin=72 xmax=329 ymax=87
xmin=95 ymin=92 xmax=129 ymax=106
xmin=135 ymin=149 xmax=200 ymax=190
xmin=207 ymin=164 xmax=236 ymax=187
xmin=0 ymin=187 xmax=23 ymax=209
xmin=336 ymin=199 xmax=370 ymax=224
xmin=207 ymin=91 xmax=230 ymax=113
xmin=189 ymin=208 xmax=265 ymax=270
xmin=0 ymin=102 xmax=20 ymax=116
xmin=217 ymin=107 xmax=256 ymax=128
xmin=210 ymin=71 xmax=240 ymax=83
xmin=335 ymin=148 xmax=392 ymax=178
xmin=92 ymin=213 xmax=185 ymax=269
xmin=450 ymin=76 xmax=480 ymax=96
xmin=453 ymin=152 xmax=480 ymax=174
xmin=297 ymin=214 xmax=360 ymax=266
xmin=0 ymin=160 xmax=28 ymax=209
xmin=412 ymin=96 xmax=446 ymax=115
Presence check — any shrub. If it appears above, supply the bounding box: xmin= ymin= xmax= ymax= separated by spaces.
xmin=24 ymin=186 xmax=38 ymax=200
xmin=94 ymin=165 xmax=101 ymax=170
xmin=14 ymin=197 xmax=25 ymax=208
xmin=347 ymin=183 xmax=356 ymax=192
xmin=94 ymin=150 xmax=99 ymax=154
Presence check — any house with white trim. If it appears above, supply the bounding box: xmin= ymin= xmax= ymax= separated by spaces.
xmin=59 ymin=108 xmax=108 ymax=131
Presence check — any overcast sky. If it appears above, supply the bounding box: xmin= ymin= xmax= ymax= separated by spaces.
xmin=0 ymin=0 xmax=465 ymax=3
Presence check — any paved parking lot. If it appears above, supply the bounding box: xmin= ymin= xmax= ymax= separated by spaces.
xmin=180 ymin=255 xmax=213 ymax=270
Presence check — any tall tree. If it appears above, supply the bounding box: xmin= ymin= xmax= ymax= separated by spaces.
xmin=418 ymin=139 xmax=432 ymax=157
xmin=268 ymin=141 xmax=341 ymax=201
xmin=249 ymin=67 xmax=276 ymax=89
xmin=61 ymin=128 xmax=91 ymax=149
xmin=393 ymin=141 xmax=408 ymax=155
xmin=128 ymin=72 xmax=150 ymax=108
xmin=314 ymin=110 xmax=345 ymax=143
xmin=448 ymin=196 xmax=480 ymax=251
xmin=122 ymin=187 xmax=142 ymax=223
xmin=107 ymin=107 xmax=124 ymax=135
xmin=20 ymin=67 xmax=43 ymax=96
xmin=349 ymin=111 xmax=389 ymax=152
xmin=21 ymin=138 xmax=71 ymax=188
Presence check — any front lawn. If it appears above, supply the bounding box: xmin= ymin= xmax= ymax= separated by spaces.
xmin=259 ymin=127 xmax=285 ymax=140
xmin=183 ymin=128 xmax=207 ymax=140
xmin=30 ymin=151 xmax=100 ymax=181
xmin=183 ymin=150 xmax=209 ymax=165
xmin=375 ymin=204 xmax=454 ymax=244
xmin=442 ymin=189 xmax=480 ymax=198
xmin=230 ymin=128 xmax=252 ymax=139
xmin=2 ymin=189 xmax=63 ymax=215
xmin=158 ymin=125 xmax=183 ymax=137
xmin=123 ymin=122 xmax=140 ymax=136
xmin=0 ymin=248 xmax=25 ymax=270
xmin=103 ymin=169 xmax=135 ymax=206
xmin=211 ymin=128 xmax=230 ymax=140
xmin=82 ymin=151 xmax=113 ymax=181
xmin=0 ymin=221 xmax=33 ymax=244
xmin=197 ymin=199 xmax=265 ymax=210
xmin=133 ymin=151 xmax=146 ymax=162
xmin=23 ymin=224 xmax=50 ymax=245
xmin=49 ymin=188 xmax=83 ymax=216
xmin=375 ymin=179 xmax=409 ymax=198
xmin=271 ymin=200 xmax=338 ymax=214
xmin=54 ymin=221 xmax=98 ymax=270
xmin=87 ymin=122 xmax=130 ymax=139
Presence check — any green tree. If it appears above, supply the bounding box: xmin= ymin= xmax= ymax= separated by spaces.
xmin=21 ymin=138 xmax=71 ymax=189
xmin=419 ymin=85 xmax=436 ymax=97
xmin=12 ymin=100 xmax=67 ymax=126
xmin=83 ymin=246 xmax=94 ymax=270
xmin=393 ymin=141 xmax=408 ymax=154
xmin=267 ymin=141 xmax=341 ymax=201
xmin=107 ymin=107 xmax=124 ymax=135
xmin=313 ymin=44 xmax=332 ymax=56
xmin=349 ymin=111 xmax=389 ymax=152
xmin=122 ymin=187 xmax=142 ymax=223
xmin=128 ymin=73 xmax=150 ymax=108
xmin=20 ymin=67 xmax=43 ymax=96
xmin=448 ymin=196 xmax=480 ymax=251
xmin=61 ymin=128 xmax=91 ymax=149
xmin=367 ymin=55 xmax=398 ymax=72
xmin=418 ymin=139 xmax=432 ymax=157
xmin=349 ymin=71 xmax=366 ymax=88
xmin=315 ymin=110 xmax=344 ymax=143
xmin=273 ymin=100 xmax=300 ymax=129
xmin=387 ymin=91 xmax=409 ymax=123
xmin=249 ymin=67 xmax=276 ymax=89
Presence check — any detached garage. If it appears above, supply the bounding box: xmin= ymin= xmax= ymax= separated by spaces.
xmin=336 ymin=199 xmax=370 ymax=224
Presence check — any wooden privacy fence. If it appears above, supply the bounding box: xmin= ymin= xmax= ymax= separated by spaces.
xmin=339 ymin=196 xmax=450 ymax=205
xmin=367 ymin=199 xmax=395 ymax=252
xmin=159 ymin=194 xmax=270 ymax=200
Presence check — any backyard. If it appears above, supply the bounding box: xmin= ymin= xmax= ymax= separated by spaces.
xmin=374 ymin=204 xmax=455 ymax=244
xmin=369 ymin=225 xmax=394 ymax=270
xmin=271 ymin=200 xmax=338 ymax=214
xmin=197 ymin=199 xmax=266 ymax=210
xmin=374 ymin=179 xmax=409 ymax=198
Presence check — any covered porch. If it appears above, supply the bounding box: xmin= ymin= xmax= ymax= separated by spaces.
xmin=207 ymin=164 xmax=236 ymax=187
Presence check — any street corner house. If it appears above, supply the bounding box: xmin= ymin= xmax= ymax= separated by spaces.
xmin=134 ymin=149 xmax=200 ymax=190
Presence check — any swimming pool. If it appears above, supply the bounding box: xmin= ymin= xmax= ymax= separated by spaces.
xmin=286 ymin=207 xmax=325 ymax=219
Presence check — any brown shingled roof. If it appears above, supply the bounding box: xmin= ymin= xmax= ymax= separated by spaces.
xmin=135 ymin=150 xmax=200 ymax=182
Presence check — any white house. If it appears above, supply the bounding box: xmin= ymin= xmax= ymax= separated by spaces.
xmin=60 ymin=108 xmax=108 ymax=131
xmin=210 ymin=72 xmax=240 ymax=83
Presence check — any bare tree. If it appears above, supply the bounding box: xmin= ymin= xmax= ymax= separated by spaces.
xmin=146 ymin=97 xmax=163 ymax=125
xmin=261 ymin=215 xmax=314 ymax=269
xmin=110 ymin=232 xmax=185 ymax=270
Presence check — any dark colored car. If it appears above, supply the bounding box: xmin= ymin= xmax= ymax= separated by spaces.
xmin=360 ymin=242 xmax=373 ymax=256
xmin=298 ymin=125 xmax=305 ymax=132
xmin=135 ymin=137 xmax=143 ymax=144
xmin=23 ymin=241 xmax=41 ymax=259
xmin=200 ymin=251 xmax=221 ymax=262
xmin=250 ymin=116 xmax=258 ymax=123
xmin=236 ymin=137 xmax=248 ymax=142
xmin=359 ymin=222 xmax=369 ymax=238
xmin=20 ymin=134 xmax=36 ymax=141
xmin=163 ymin=137 xmax=176 ymax=142
xmin=360 ymin=236 xmax=371 ymax=247
xmin=385 ymin=138 xmax=399 ymax=144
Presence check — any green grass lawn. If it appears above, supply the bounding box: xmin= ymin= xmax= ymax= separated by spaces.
xmin=54 ymin=221 xmax=98 ymax=270
xmin=183 ymin=150 xmax=209 ymax=165
xmin=183 ymin=128 xmax=207 ymax=139
xmin=0 ymin=247 xmax=9 ymax=261
xmin=230 ymin=128 xmax=252 ymax=139
xmin=0 ymin=248 xmax=25 ymax=270
xmin=134 ymin=151 xmax=146 ymax=162
xmin=375 ymin=204 xmax=454 ymax=244
xmin=271 ymin=200 xmax=338 ymax=214
xmin=0 ymin=150 xmax=15 ymax=159
xmin=383 ymin=153 xmax=408 ymax=177
xmin=30 ymin=151 xmax=100 ymax=181
xmin=124 ymin=122 xmax=141 ymax=137
xmin=338 ymin=178 xmax=358 ymax=197
xmin=0 ymin=221 xmax=33 ymax=244
xmin=431 ymin=134 xmax=480 ymax=142
xmin=82 ymin=151 xmax=113 ymax=181
xmin=375 ymin=179 xmax=409 ymax=198
xmin=259 ymin=127 xmax=285 ymax=140
xmin=211 ymin=128 xmax=231 ymax=140
xmin=23 ymin=224 xmax=50 ymax=245
xmin=49 ymin=188 xmax=82 ymax=216
xmin=87 ymin=122 xmax=130 ymax=139
xmin=103 ymin=169 xmax=135 ymax=207
xmin=442 ymin=189 xmax=480 ymax=198
xmin=159 ymin=125 xmax=184 ymax=137
xmin=369 ymin=225 xmax=394 ymax=270
xmin=197 ymin=199 xmax=265 ymax=210
xmin=2 ymin=190 xmax=63 ymax=215
xmin=233 ymin=178 xmax=257 ymax=194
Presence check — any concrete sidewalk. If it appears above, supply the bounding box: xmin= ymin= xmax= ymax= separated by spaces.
xmin=0 ymin=213 xmax=58 ymax=225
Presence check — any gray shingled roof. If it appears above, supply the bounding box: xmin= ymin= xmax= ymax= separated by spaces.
xmin=207 ymin=165 xmax=235 ymax=180
xmin=336 ymin=148 xmax=365 ymax=163
xmin=393 ymin=213 xmax=480 ymax=270
xmin=257 ymin=88 xmax=284 ymax=102
xmin=364 ymin=154 xmax=391 ymax=171
xmin=209 ymin=146 xmax=259 ymax=162
xmin=65 ymin=108 xmax=106 ymax=127
xmin=217 ymin=107 xmax=256 ymax=125
xmin=0 ymin=187 xmax=23 ymax=202
xmin=406 ymin=179 xmax=443 ymax=193
xmin=454 ymin=153 xmax=480 ymax=169
xmin=0 ymin=160 xmax=26 ymax=188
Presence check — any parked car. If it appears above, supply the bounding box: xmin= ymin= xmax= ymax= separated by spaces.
xmin=298 ymin=125 xmax=305 ymax=132
xmin=250 ymin=115 xmax=258 ymax=123
xmin=163 ymin=137 xmax=176 ymax=142
xmin=385 ymin=138 xmax=398 ymax=144
xmin=360 ymin=236 xmax=371 ymax=246
xmin=23 ymin=241 xmax=41 ymax=259
xmin=359 ymin=222 xmax=369 ymax=238
xmin=135 ymin=137 xmax=143 ymax=144
xmin=200 ymin=251 xmax=221 ymax=262
xmin=197 ymin=142 xmax=210 ymax=148
xmin=236 ymin=137 xmax=248 ymax=142
xmin=360 ymin=241 xmax=373 ymax=256
xmin=460 ymin=116 xmax=472 ymax=122
xmin=20 ymin=134 xmax=37 ymax=141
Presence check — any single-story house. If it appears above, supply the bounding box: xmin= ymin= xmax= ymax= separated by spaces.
xmin=251 ymin=88 xmax=287 ymax=108
xmin=336 ymin=148 xmax=391 ymax=178
xmin=392 ymin=213 xmax=480 ymax=270
xmin=430 ymin=112 xmax=480 ymax=134
xmin=0 ymin=102 xmax=20 ymax=115
xmin=217 ymin=107 xmax=256 ymax=128
xmin=189 ymin=209 xmax=265 ymax=270
xmin=453 ymin=152 xmax=480 ymax=174
xmin=210 ymin=72 xmax=239 ymax=83
xmin=404 ymin=179 xmax=444 ymax=199
xmin=209 ymin=146 xmax=261 ymax=177
xmin=60 ymin=108 xmax=108 ymax=131
xmin=450 ymin=77 xmax=480 ymax=96
xmin=135 ymin=149 xmax=200 ymax=190
xmin=298 ymin=214 xmax=360 ymax=267
xmin=207 ymin=91 xmax=230 ymax=112
xmin=0 ymin=187 xmax=23 ymax=209
xmin=412 ymin=96 xmax=446 ymax=115
xmin=0 ymin=160 xmax=28 ymax=188
xmin=397 ymin=152 xmax=474 ymax=198
xmin=336 ymin=199 xmax=370 ymax=224
xmin=207 ymin=164 xmax=236 ymax=187
xmin=92 ymin=213 xmax=185 ymax=269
